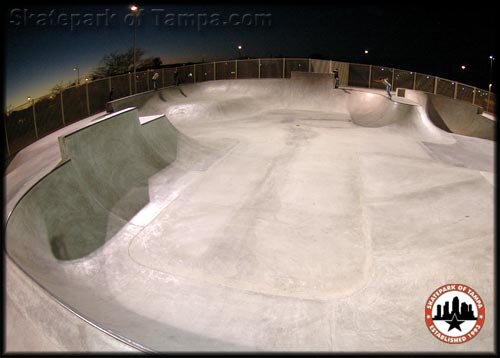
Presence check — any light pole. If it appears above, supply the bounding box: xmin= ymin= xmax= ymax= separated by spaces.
xmin=237 ymin=45 xmax=242 ymax=60
xmin=489 ymin=55 xmax=495 ymax=86
xmin=73 ymin=67 xmax=80 ymax=86
xmin=130 ymin=4 xmax=139 ymax=94
xmin=487 ymin=83 xmax=492 ymax=113
xmin=487 ymin=56 xmax=494 ymax=113
xmin=27 ymin=96 xmax=38 ymax=139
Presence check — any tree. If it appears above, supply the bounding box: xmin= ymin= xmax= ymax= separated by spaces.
xmin=138 ymin=56 xmax=162 ymax=71
xmin=91 ymin=48 xmax=144 ymax=78
xmin=91 ymin=47 xmax=157 ymax=79
xmin=50 ymin=80 xmax=74 ymax=96
xmin=92 ymin=47 xmax=141 ymax=78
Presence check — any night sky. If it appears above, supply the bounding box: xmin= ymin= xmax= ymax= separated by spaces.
xmin=5 ymin=3 xmax=496 ymax=108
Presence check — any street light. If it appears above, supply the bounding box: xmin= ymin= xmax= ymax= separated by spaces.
xmin=461 ymin=65 xmax=466 ymax=70
xmin=489 ymin=55 xmax=495 ymax=89
xmin=486 ymin=83 xmax=493 ymax=113
xmin=130 ymin=4 xmax=140 ymax=93
xmin=27 ymin=96 xmax=39 ymax=139
xmin=364 ymin=49 xmax=369 ymax=54
xmin=237 ymin=45 xmax=242 ymax=59
xmin=487 ymin=56 xmax=494 ymax=113
xmin=73 ymin=67 xmax=80 ymax=85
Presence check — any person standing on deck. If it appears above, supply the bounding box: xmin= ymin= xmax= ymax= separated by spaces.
xmin=174 ymin=68 xmax=179 ymax=86
xmin=152 ymin=71 xmax=160 ymax=90
xmin=332 ymin=68 xmax=340 ymax=88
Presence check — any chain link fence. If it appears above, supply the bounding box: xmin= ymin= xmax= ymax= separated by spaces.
xmin=178 ymin=65 xmax=195 ymax=84
xmin=163 ymin=68 xmax=177 ymax=86
xmin=215 ymin=61 xmax=236 ymax=80
xmin=348 ymin=63 xmax=370 ymax=88
xmin=62 ymin=85 xmax=89 ymax=125
xmin=236 ymin=59 xmax=259 ymax=79
xmin=5 ymin=104 xmax=36 ymax=155
xmin=284 ymin=59 xmax=308 ymax=78
xmin=35 ymin=93 xmax=65 ymax=138
xmin=260 ymin=59 xmax=284 ymax=78
xmin=4 ymin=58 xmax=496 ymax=159
xmin=310 ymin=59 xmax=330 ymax=73
xmin=195 ymin=63 xmax=215 ymax=82
xmin=111 ymin=74 xmax=131 ymax=100
xmin=393 ymin=70 xmax=414 ymax=90
xmin=370 ymin=66 xmax=394 ymax=89
xmin=456 ymin=84 xmax=475 ymax=103
xmin=87 ymin=78 xmax=110 ymax=115
xmin=436 ymin=78 xmax=456 ymax=98
xmin=415 ymin=73 xmax=436 ymax=93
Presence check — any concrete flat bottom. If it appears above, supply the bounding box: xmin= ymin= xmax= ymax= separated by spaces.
xmin=5 ymin=77 xmax=495 ymax=352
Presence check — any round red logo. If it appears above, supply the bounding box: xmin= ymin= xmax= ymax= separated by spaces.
xmin=425 ymin=283 xmax=485 ymax=344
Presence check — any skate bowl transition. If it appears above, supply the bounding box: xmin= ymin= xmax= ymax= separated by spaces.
xmin=4 ymin=72 xmax=495 ymax=352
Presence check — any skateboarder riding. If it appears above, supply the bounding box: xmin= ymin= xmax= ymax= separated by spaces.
xmin=375 ymin=77 xmax=392 ymax=99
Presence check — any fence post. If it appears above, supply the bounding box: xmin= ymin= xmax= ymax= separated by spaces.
xmin=329 ymin=60 xmax=332 ymax=73
xmin=413 ymin=72 xmax=417 ymax=90
xmin=31 ymin=100 xmax=38 ymax=139
xmin=368 ymin=65 xmax=372 ymax=88
xmin=146 ymin=71 xmax=150 ymax=91
xmin=308 ymin=58 xmax=311 ymax=72
xmin=282 ymin=58 xmax=285 ymax=78
xmin=86 ymin=82 xmax=90 ymax=115
xmin=391 ymin=68 xmax=395 ymax=87
xmin=161 ymin=68 xmax=165 ymax=88
xmin=129 ymin=72 xmax=132 ymax=95
xmin=487 ymin=88 xmax=491 ymax=112
xmin=472 ymin=87 xmax=477 ymax=105
xmin=258 ymin=59 xmax=261 ymax=78
xmin=235 ymin=60 xmax=238 ymax=79
xmin=4 ymin=118 xmax=10 ymax=156
xmin=108 ymin=77 xmax=112 ymax=92
xmin=213 ymin=62 xmax=216 ymax=80
xmin=345 ymin=63 xmax=350 ymax=86
xmin=60 ymin=91 xmax=66 ymax=126
xmin=453 ymin=82 xmax=458 ymax=99
xmin=434 ymin=77 xmax=438 ymax=94
xmin=193 ymin=64 xmax=197 ymax=83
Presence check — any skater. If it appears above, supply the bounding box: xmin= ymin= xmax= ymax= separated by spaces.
xmin=174 ymin=68 xmax=179 ymax=86
xmin=383 ymin=77 xmax=392 ymax=99
xmin=375 ymin=77 xmax=392 ymax=99
xmin=332 ymin=68 xmax=340 ymax=88
xmin=152 ymin=71 xmax=160 ymax=90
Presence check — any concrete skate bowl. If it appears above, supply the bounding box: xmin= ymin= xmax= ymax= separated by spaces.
xmin=5 ymin=73 xmax=495 ymax=351
xmin=402 ymin=90 xmax=495 ymax=141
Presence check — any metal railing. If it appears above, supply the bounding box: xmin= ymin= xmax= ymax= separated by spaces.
xmin=3 ymin=58 xmax=496 ymax=159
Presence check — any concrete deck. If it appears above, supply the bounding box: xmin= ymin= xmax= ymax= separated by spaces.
xmin=4 ymin=74 xmax=495 ymax=352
